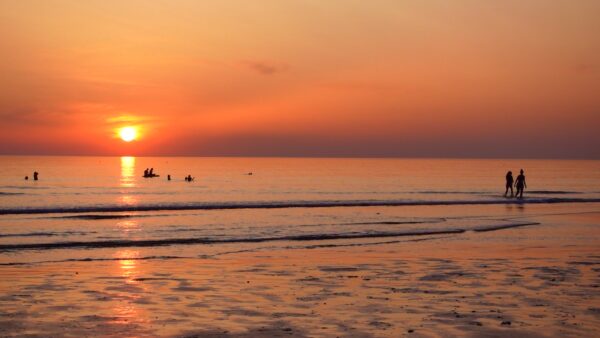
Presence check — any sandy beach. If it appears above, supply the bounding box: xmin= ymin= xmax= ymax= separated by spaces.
xmin=1 ymin=205 xmax=598 ymax=337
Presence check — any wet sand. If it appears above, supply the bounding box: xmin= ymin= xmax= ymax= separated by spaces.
xmin=1 ymin=210 xmax=599 ymax=337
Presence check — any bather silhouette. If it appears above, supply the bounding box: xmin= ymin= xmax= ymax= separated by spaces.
xmin=33 ymin=171 xmax=38 ymax=181
xmin=504 ymin=171 xmax=514 ymax=197
xmin=143 ymin=168 xmax=160 ymax=178
xmin=514 ymin=169 xmax=527 ymax=199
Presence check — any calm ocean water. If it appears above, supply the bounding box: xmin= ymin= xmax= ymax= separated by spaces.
xmin=1 ymin=156 xmax=599 ymax=264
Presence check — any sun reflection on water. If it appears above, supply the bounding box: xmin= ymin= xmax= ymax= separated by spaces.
xmin=119 ymin=156 xmax=138 ymax=206
xmin=118 ymin=249 xmax=139 ymax=280
xmin=119 ymin=195 xmax=138 ymax=205
xmin=120 ymin=156 xmax=136 ymax=188
xmin=117 ymin=219 xmax=140 ymax=233
xmin=109 ymin=249 xmax=149 ymax=326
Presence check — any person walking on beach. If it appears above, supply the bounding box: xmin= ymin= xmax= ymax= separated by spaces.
xmin=514 ymin=169 xmax=527 ymax=199
xmin=504 ymin=171 xmax=514 ymax=197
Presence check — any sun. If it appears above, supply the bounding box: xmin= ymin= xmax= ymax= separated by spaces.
xmin=119 ymin=127 xmax=138 ymax=142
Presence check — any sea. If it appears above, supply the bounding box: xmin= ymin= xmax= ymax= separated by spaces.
xmin=1 ymin=156 xmax=599 ymax=265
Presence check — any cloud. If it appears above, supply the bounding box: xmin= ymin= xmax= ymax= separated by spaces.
xmin=243 ymin=61 xmax=289 ymax=75
xmin=105 ymin=115 xmax=154 ymax=125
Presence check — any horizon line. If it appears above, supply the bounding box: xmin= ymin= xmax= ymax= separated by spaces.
xmin=0 ymin=153 xmax=598 ymax=161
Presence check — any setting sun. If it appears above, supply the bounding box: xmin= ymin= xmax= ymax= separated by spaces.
xmin=119 ymin=127 xmax=138 ymax=142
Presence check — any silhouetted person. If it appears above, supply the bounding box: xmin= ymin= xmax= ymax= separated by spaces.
xmin=25 ymin=176 xmax=29 ymax=180
xmin=514 ymin=169 xmax=527 ymax=199
xmin=33 ymin=171 xmax=38 ymax=181
xmin=167 ymin=174 xmax=171 ymax=181
xmin=144 ymin=168 xmax=149 ymax=177
xmin=185 ymin=175 xmax=194 ymax=182
xmin=149 ymin=168 xmax=154 ymax=176
xmin=504 ymin=171 xmax=514 ymax=197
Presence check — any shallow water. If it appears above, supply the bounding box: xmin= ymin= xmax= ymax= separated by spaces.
xmin=1 ymin=156 xmax=599 ymax=264
xmin=1 ymin=157 xmax=600 ymax=337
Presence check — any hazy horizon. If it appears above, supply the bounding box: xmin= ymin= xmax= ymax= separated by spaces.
xmin=1 ymin=153 xmax=599 ymax=160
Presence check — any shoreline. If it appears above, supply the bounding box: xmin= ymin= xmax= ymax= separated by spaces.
xmin=1 ymin=198 xmax=599 ymax=215
xmin=1 ymin=210 xmax=599 ymax=337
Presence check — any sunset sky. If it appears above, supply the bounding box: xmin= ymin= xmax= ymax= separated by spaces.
xmin=1 ymin=0 xmax=599 ymax=158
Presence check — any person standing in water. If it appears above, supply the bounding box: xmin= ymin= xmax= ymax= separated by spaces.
xmin=504 ymin=171 xmax=514 ymax=197
xmin=514 ymin=169 xmax=527 ymax=199
xmin=33 ymin=171 xmax=39 ymax=181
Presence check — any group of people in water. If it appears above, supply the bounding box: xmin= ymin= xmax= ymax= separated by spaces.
xmin=22 ymin=168 xmax=529 ymax=197
xmin=143 ymin=168 xmax=159 ymax=178
xmin=24 ymin=169 xmax=195 ymax=183
xmin=505 ymin=169 xmax=527 ymax=198
xmin=144 ymin=168 xmax=193 ymax=182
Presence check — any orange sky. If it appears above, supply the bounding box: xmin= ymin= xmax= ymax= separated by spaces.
xmin=1 ymin=0 xmax=599 ymax=158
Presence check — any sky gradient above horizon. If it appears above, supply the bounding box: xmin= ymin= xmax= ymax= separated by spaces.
xmin=1 ymin=0 xmax=599 ymax=158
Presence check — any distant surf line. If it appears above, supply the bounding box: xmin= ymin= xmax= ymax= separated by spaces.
xmin=0 ymin=197 xmax=599 ymax=215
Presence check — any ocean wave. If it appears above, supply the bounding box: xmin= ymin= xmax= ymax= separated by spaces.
xmin=0 ymin=255 xmax=185 ymax=266
xmin=0 ymin=192 xmax=25 ymax=195
xmin=472 ymin=221 xmax=540 ymax=232
xmin=148 ymin=219 xmax=445 ymax=234
xmin=0 ymin=230 xmax=93 ymax=238
xmin=52 ymin=214 xmax=135 ymax=220
xmin=527 ymin=190 xmax=581 ymax=194
xmin=413 ymin=191 xmax=489 ymax=195
xmin=0 ymin=197 xmax=598 ymax=215
xmin=0 ymin=220 xmax=539 ymax=251
xmin=0 ymin=229 xmax=465 ymax=251
xmin=0 ymin=185 xmax=50 ymax=190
